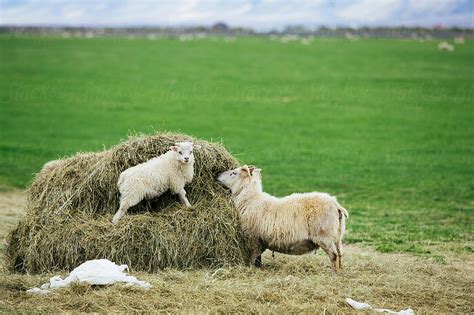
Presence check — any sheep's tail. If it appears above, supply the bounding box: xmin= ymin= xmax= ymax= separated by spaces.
xmin=337 ymin=206 xmax=348 ymax=240
xmin=338 ymin=207 xmax=349 ymax=219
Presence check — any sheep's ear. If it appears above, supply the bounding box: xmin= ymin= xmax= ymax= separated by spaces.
xmin=248 ymin=165 xmax=256 ymax=175
xmin=241 ymin=165 xmax=250 ymax=177
xmin=249 ymin=166 xmax=262 ymax=177
xmin=193 ymin=144 xmax=201 ymax=150
xmin=169 ymin=145 xmax=178 ymax=152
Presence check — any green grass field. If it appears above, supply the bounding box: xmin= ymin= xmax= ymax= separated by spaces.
xmin=1 ymin=35 xmax=473 ymax=257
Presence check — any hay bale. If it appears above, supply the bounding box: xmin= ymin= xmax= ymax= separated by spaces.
xmin=6 ymin=132 xmax=250 ymax=273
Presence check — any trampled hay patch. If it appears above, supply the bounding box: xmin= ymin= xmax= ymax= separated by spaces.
xmin=3 ymin=245 xmax=473 ymax=313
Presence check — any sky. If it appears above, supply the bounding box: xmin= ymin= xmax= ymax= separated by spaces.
xmin=0 ymin=0 xmax=473 ymax=30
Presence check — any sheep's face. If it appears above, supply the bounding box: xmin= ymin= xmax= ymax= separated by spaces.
xmin=169 ymin=142 xmax=201 ymax=165
xmin=218 ymin=165 xmax=261 ymax=194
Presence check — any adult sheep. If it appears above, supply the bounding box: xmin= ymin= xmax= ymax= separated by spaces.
xmin=218 ymin=165 xmax=348 ymax=275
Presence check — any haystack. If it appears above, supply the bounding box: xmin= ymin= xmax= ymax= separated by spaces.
xmin=6 ymin=132 xmax=250 ymax=273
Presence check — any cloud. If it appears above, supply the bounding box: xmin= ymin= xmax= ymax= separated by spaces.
xmin=407 ymin=0 xmax=462 ymax=14
xmin=334 ymin=0 xmax=472 ymax=27
xmin=0 ymin=0 xmax=472 ymax=29
xmin=335 ymin=0 xmax=402 ymax=24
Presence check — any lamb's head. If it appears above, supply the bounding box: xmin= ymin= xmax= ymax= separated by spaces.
xmin=218 ymin=165 xmax=262 ymax=194
xmin=169 ymin=141 xmax=201 ymax=165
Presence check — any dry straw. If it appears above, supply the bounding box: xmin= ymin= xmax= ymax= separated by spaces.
xmin=5 ymin=132 xmax=250 ymax=273
xmin=4 ymin=249 xmax=474 ymax=312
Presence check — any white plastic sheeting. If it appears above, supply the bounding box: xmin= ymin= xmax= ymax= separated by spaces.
xmin=346 ymin=298 xmax=414 ymax=314
xmin=27 ymin=259 xmax=151 ymax=294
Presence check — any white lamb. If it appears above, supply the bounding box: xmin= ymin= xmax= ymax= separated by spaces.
xmin=112 ymin=141 xmax=201 ymax=224
xmin=218 ymin=165 xmax=348 ymax=275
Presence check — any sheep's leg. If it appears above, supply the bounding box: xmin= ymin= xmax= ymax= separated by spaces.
xmin=336 ymin=240 xmax=343 ymax=269
xmin=248 ymin=239 xmax=265 ymax=267
xmin=177 ymin=188 xmax=191 ymax=207
xmin=251 ymin=249 xmax=264 ymax=268
xmin=113 ymin=201 xmax=130 ymax=224
xmin=317 ymin=240 xmax=340 ymax=276
xmin=112 ymin=196 xmax=139 ymax=224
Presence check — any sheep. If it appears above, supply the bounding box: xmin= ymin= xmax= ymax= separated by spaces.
xmin=454 ymin=37 xmax=465 ymax=45
xmin=112 ymin=141 xmax=201 ymax=224
xmin=218 ymin=165 xmax=348 ymax=275
xmin=438 ymin=41 xmax=454 ymax=52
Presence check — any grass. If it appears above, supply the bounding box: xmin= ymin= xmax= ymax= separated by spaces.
xmin=0 ymin=35 xmax=473 ymax=312
xmin=1 ymin=35 xmax=473 ymax=254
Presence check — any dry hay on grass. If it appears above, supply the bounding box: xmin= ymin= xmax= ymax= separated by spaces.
xmin=0 ymin=189 xmax=24 ymax=241
xmin=5 ymin=132 xmax=250 ymax=274
xmin=3 ymin=247 xmax=474 ymax=313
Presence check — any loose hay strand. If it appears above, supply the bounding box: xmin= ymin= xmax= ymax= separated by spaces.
xmin=5 ymin=132 xmax=250 ymax=273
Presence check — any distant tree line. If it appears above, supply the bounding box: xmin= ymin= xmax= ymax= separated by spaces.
xmin=0 ymin=23 xmax=472 ymax=39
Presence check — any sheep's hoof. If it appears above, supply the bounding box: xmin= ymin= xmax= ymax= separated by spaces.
xmin=112 ymin=214 xmax=121 ymax=224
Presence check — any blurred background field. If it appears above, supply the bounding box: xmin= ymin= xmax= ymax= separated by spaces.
xmin=1 ymin=35 xmax=472 ymax=256
xmin=2 ymin=0 xmax=474 ymax=311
